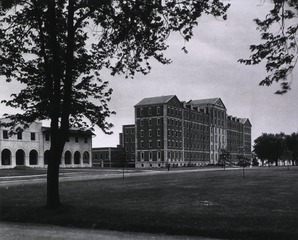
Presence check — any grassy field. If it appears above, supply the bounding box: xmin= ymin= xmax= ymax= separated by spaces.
xmin=1 ymin=167 xmax=298 ymax=240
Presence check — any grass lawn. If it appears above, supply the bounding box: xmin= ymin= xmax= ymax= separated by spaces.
xmin=1 ymin=167 xmax=298 ymax=240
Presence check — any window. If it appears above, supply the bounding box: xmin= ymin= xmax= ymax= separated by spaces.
xmin=140 ymin=108 xmax=144 ymax=116
xmin=140 ymin=120 xmax=144 ymax=126
xmin=157 ymin=129 xmax=161 ymax=136
xmin=75 ymin=136 xmax=79 ymax=143
xmin=157 ymin=151 xmax=161 ymax=160
xmin=31 ymin=132 xmax=36 ymax=141
xmin=84 ymin=137 xmax=88 ymax=143
xmin=157 ymin=140 xmax=161 ymax=148
xmin=149 ymin=119 xmax=152 ymax=126
xmin=141 ymin=130 xmax=144 ymax=137
xmin=131 ymin=129 xmax=134 ymax=134
xmin=149 ymin=140 xmax=152 ymax=148
xmin=149 ymin=108 xmax=152 ymax=115
xmin=157 ymin=107 xmax=160 ymax=114
xmin=45 ymin=133 xmax=50 ymax=141
xmin=157 ymin=118 xmax=160 ymax=125
xmin=17 ymin=132 xmax=22 ymax=140
xmin=141 ymin=141 xmax=144 ymax=148
xmin=149 ymin=129 xmax=152 ymax=137
xmin=95 ymin=154 xmax=98 ymax=160
xmin=141 ymin=152 xmax=144 ymax=160
xmin=3 ymin=130 xmax=8 ymax=139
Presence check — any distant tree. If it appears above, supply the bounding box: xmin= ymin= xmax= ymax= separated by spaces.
xmin=0 ymin=0 xmax=229 ymax=208
xmin=237 ymin=146 xmax=251 ymax=179
xmin=219 ymin=148 xmax=230 ymax=170
xmin=286 ymin=133 xmax=298 ymax=165
xmin=252 ymin=154 xmax=259 ymax=166
xmin=239 ymin=0 xmax=298 ymax=94
xmin=254 ymin=133 xmax=272 ymax=165
xmin=254 ymin=132 xmax=294 ymax=166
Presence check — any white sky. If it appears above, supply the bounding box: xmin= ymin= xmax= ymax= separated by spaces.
xmin=1 ymin=0 xmax=297 ymax=148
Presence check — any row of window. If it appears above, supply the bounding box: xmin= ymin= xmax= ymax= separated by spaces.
xmin=139 ymin=117 xmax=210 ymax=129
xmin=140 ymin=106 xmax=162 ymax=116
xmin=124 ymin=128 xmax=135 ymax=134
xmin=184 ymin=110 xmax=208 ymax=123
xmin=1 ymin=130 xmax=89 ymax=143
xmin=140 ymin=118 xmax=161 ymax=127
xmin=139 ymin=151 xmax=162 ymax=161
xmin=138 ymin=128 xmax=210 ymax=140
xmin=139 ymin=139 xmax=209 ymax=150
xmin=138 ymin=151 xmax=209 ymax=162
xmin=2 ymin=130 xmax=37 ymax=141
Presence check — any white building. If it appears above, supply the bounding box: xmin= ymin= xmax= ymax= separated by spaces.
xmin=0 ymin=121 xmax=92 ymax=169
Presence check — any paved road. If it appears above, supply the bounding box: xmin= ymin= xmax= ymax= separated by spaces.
xmin=0 ymin=222 xmax=221 ymax=240
xmin=0 ymin=167 xmax=242 ymax=187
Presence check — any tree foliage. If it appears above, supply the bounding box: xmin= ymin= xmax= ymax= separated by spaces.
xmin=239 ymin=0 xmax=298 ymax=94
xmin=0 ymin=0 xmax=229 ymax=208
xmin=254 ymin=132 xmax=297 ymax=166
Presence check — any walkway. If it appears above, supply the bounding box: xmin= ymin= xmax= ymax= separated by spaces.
xmin=0 ymin=222 xmax=221 ymax=240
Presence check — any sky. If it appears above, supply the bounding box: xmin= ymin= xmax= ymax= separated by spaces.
xmin=1 ymin=0 xmax=298 ymax=148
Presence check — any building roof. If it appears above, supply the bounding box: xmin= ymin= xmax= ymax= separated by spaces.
xmin=189 ymin=98 xmax=226 ymax=110
xmin=189 ymin=98 xmax=220 ymax=105
xmin=135 ymin=95 xmax=176 ymax=107
xmin=239 ymin=118 xmax=252 ymax=126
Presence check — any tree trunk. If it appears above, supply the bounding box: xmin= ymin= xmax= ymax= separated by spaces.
xmin=46 ymin=132 xmax=65 ymax=209
xmin=46 ymin=153 xmax=61 ymax=208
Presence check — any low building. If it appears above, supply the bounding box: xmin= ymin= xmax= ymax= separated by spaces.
xmin=92 ymin=147 xmax=125 ymax=167
xmin=0 ymin=121 xmax=92 ymax=169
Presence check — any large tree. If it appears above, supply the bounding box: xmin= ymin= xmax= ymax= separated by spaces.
xmin=239 ymin=0 xmax=298 ymax=94
xmin=0 ymin=0 xmax=229 ymax=208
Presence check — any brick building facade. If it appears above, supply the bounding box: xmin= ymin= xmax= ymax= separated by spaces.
xmin=120 ymin=95 xmax=251 ymax=168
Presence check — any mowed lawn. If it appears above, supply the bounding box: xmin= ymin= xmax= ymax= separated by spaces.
xmin=1 ymin=167 xmax=298 ymax=240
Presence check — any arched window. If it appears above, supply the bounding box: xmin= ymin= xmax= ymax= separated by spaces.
xmin=1 ymin=149 xmax=11 ymax=165
xmin=65 ymin=151 xmax=71 ymax=165
xmin=29 ymin=150 xmax=38 ymax=165
xmin=83 ymin=151 xmax=90 ymax=164
xmin=44 ymin=150 xmax=50 ymax=165
xmin=74 ymin=151 xmax=80 ymax=164
xmin=16 ymin=149 xmax=25 ymax=165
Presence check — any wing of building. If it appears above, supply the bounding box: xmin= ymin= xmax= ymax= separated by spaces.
xmin=118 ymin=95 xmax=252 ymax=168
xmin=0 ymin=121 xmax=93 ymax=169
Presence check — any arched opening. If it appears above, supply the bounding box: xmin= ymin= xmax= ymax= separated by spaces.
xmin=1 ymin=149 xmax=11 ymax=165
xmin=83 ymin=151 xmax=90 ymax=164
xmin=44 ymin=150 xmax=50 ymax=165
xmin=65 ymin=151 xmax=71 ymax=165
xmin=29 ymin=150 xmax=38 ymax=165
xmin=74 ymin=151 xmax=80 ymax=164
xmin=16 ymin=149 xmax=25 ymax=165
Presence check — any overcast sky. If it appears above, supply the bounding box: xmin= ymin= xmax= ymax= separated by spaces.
xmin=1 ymin=0 xmax=297 ymax=148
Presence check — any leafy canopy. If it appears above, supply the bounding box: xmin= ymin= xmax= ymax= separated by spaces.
xmin=239 ymin=0 xmax=298 ymax=94
xmin=0 ymin=0 xmax=230 ymax=132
